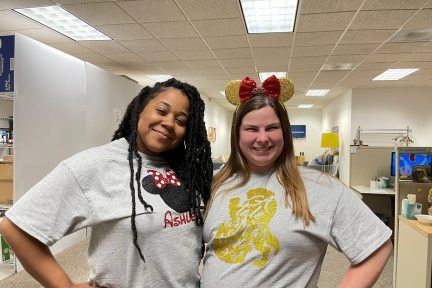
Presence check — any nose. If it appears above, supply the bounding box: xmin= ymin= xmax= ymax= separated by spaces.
xmin=256 ymin=130 xmax=269 ymax=145
xmin=161 ymin=115 xmax=175 ymax=130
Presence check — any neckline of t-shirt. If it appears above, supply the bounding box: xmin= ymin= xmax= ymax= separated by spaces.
xmin=118 ymin=138 xmax=167 ymax=164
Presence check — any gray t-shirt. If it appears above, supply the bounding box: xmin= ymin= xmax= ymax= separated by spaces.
xmin=201 ymin=168 xmax=392 ymax=288
xmin=6 ymin=138 xmax=201 ymax=288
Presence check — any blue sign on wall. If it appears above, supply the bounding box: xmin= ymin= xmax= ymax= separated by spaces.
xmin=0 ymin=35 xmax=15 ymax=95
xmin=291 ymin=125 xmax=306 ymax=138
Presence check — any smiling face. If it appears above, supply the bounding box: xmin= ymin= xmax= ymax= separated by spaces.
xmin=239 ymin=105 xmax=284 ymax=172
xmin=136 ymin=87 xmax=190 ymax=155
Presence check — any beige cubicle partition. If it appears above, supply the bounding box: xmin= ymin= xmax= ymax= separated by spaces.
xmin=349 ymin=146 xmax=394 ymax=186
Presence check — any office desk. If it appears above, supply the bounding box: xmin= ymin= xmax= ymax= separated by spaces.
xmin=351 ymin=186 xmax=395 ymax=199
xmin=351 ymin=186 xmax=395 ymax=233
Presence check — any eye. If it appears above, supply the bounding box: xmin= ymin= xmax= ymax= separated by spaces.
xmin=267 ymin=126 xmax=279 ymax=131
xmin=156 ymin=108 xmax=167 ymax=115
xmin=176 ymin=118 xmax=187 ymax=126
xmin=245 ymin=127 xmax=257 ymax=132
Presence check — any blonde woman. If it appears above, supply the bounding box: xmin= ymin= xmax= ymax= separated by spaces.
xmin=201 ymin=76 xmax=392 ymax=288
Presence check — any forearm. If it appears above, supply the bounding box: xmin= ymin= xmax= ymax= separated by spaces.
xmin=0 ymin=217 xmax=73 ymax=288
xmin=339 ymin=240 xmax=393 ymax=288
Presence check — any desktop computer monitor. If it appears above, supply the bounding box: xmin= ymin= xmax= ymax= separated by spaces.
xmin=391 ymin=152 xmax=432 ymax=178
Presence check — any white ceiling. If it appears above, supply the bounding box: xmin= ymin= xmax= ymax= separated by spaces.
xmin=1 ymin=0 xmax=432 ymax=110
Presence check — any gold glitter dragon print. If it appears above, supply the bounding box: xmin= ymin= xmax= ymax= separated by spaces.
xmin=214 ymin=188 xmax=280 ymax=267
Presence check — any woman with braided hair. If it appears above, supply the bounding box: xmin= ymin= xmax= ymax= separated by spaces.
xmin=201 ymin=75 xmax=392 ymax=288
xmin=0 ymin=78 xmax=213 ymax=287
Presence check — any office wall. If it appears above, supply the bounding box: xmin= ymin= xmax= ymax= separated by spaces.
xmin=14 ymin=34 xmax=141 ymax=267
xmin=287 ymin=108 xmax=322 ymax=162
xmin=352 ymin=87 xmax=432 ymax=147
xmin=322 ymin=90 xmax=352 ymax=185
xmin=202 ymin=98 xmax=233 ymax=159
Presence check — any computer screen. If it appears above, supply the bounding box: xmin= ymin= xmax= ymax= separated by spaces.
xmin=391 ymin=152 xmax=432 ymax=178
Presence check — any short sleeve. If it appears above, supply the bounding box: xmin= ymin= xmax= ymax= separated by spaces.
xmin=328 ymin=185 xmax=392 ymax=265
xmin=6 ymin=161 xmax=93 ymax=246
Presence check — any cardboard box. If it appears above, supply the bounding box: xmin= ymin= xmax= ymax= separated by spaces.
xmin=0 ymin=163 xmax=13 ymax=203
xmin=1 ymin=155 xmax=13 ymax=163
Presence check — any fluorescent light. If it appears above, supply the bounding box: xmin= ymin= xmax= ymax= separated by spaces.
xmin=322 ymin=63 xmax=356 ymax=71
xmin=298 ymin=104 xmax=313 ymax=109
xmin=240 ymin=0 xmax=299 ymax=33
xmin=372 ymin=69 xmax=419 ymax=81
xmin=147 ymin=75 xmax=173 ymax=82
xmin=14 ymin=6 xmax=111 ymax=41
xmin=259 ymin=72 xmax=287 ymax=82
xmin=306 ymin=89 xmax=329 ymax=96
xmin=219 ymin=91 xmax=225 ymax=96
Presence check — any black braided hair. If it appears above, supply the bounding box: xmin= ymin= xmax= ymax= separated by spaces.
xmin=112 ymin=78 xmax=213 ymax=262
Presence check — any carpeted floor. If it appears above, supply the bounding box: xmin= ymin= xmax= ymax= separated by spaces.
xmin=0 ymin=239 xmax=393 ymax=287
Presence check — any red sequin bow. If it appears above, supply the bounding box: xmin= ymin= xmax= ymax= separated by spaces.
xmin=239 ymin=75 xmax=281 ymax=103
xmin=147 ymin=169 xmax=181 ymax=189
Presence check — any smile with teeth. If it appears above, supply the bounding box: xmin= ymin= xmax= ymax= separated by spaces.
xmin=253 ymin=146 xmax=272 ymax=151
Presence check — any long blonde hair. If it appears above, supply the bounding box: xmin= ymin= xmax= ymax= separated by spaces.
xmin=206 ymin=95 xmax=315 ymax=226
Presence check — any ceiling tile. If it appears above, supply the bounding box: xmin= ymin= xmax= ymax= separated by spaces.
xmin=96 ymin=62 xmax=127 ymax=72
xmin=186 ymin=59 xmax=220 ymax=68
xmin=95 ymin=24 xmax=154 ymax=40
xmin=142 ymin=21 xmax=198 ymax=38
xmin=332 ymin=44 xmax=379 ymax=55
xmin=403 ymin=52 xmax=432 ymax=61
xmin=361 ymin=0 xmax=429 ymax=10
xmin=49 ymin=42 xmax=94 ymax=55
xmin=289 ymin=62 xmax=323 ymax=72
xmin=162 ymin=37 xmax=207 ymax=50
xmin=80 ymin=41 xmax=130 ymax=54
xmin=192 ymin=18 xmax=245 ymax=37
xmin=292 ymin=45 xmax=334 ymax=57
xmin=55 ymin=0 xmax=116 ymax=3
xmin=355 ymin=62 xmax=392 ymax=70
xmin=163 ymin=67 xmax=195 ymax=74
xmin=120 ymin=39 xmax=167 ymax=53
xmin=349 ymin=10 xmax=417 ymax=30
xmin=327 ymin=54 xmax=368 ymax=63
xmin=295 ymin=31 xmax=344 ymax=46
xmin=138 ymin=51 xmax=179 ymax=62
xmin=117 ymin=0 xmax=186 ymax=22
xmin=0 ymin=10 xmax=43 ymax=31
xmin=105 ymin=53 xmax=144 ymax=63
xmin=154 ymin=61 xmax=190 ymax=69
xmin=175 ymin=50 xmax=215 ymax=60
xmin=224 ymin=66 xmax=256 ymax=74
xmin=213 ymin=48 xmax=252 ymax=59
xmin=0 ymin=0 xmax=54 ymax=9
xmin=403 ymin=9 xmax=432 ymax=29
xmin=205 ymin=35 xmax=249 ymax=49
xmin=192 ymin=67 xmax=226 ymax=74
xmin=416 ymin=42 xmax=432 ymax=52
xmin=375 ymin=42 xmax=426 ymax=53
xmin=365 ymin=53 xmax=409 ymax=63
xmin=340 ymin=30 xmax=397 ymax=44
xmin=76 ymin=53 xmax=114 ymax=64
xmin=176 ymin=0 xmax=241 ymax=20
xmin=297 ymin=12 xmax=355 ymax=32
xmin=256 ymin=65 xmax=288 ymax=72
xmin=253 ymin=47 xmax=291 ymax=65
xmin=395 ymin=61 xmax=432 ymax=68
xmin=248 ymin=33 xmax=294 ymax=47
xmin=121 ymin=62 xmax=166 ymax=73
xmin=300 ymin=0 xmax=363 ymax=14
xmin=220 ymin=58 xmax=254 ymax=67
xmin=15 ymin=28 xmax=73 ymax=44
xmin=62 ymin=2 xmax=135 ymax=25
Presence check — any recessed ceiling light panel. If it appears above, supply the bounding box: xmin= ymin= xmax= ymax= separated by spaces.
xmin=322 ymin=63 xmax=356 ymax=71
xmin=372 ymin=69 xmax=419 ymax=81
xmin=305 ymin=89 xmax=329 ymax=96
xmin=240 ymin=0 xmax=299 ymax=33
xmin=147 ymin=75 xmax=173 ymax=82
xmin=14 ymin=6 xmax=111 ymax=41
xmin=298 ymin=104 xmax=313 ymax=108
xmin=259 ymin=72 xmax=287 ymax=82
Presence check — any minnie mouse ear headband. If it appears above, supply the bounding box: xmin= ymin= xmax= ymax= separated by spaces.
xmin=225 ymin=75 xmax=294 ymax=106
